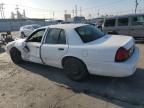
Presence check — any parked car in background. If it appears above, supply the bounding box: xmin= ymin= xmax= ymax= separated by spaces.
xmin=20 ymin=24 xmax=41 ymax=38
xmin=103 ymin=14 xmax=144 ymax=40
xmin=6 ymin=24 xmax=139 ymax=81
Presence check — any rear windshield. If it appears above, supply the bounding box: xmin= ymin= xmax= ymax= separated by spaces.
xmin=75 ymin=25 xmax=105 ymax=43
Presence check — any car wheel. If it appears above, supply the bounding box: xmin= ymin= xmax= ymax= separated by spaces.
xmin=63 ymin=58 xmax=89 ymax=81
xmin=21 ymin=32 xmax=26 ymax=38
xmin=10 ymin=48 xmax=23 ymax=64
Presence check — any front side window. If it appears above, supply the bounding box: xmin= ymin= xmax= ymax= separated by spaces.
xmin=132 ymin=15 xmax=144 ymax=26
xmin=118 ymin=18 xmax=128 ymax=26
xmin=75 ymin=25 xmax=105 ymax=43
xmin=105 ymin=19 xmax=116 ymax=27
xmin=45 ymin=28 xmax=66 ymax=44
xmin=27 ymin=29 xmax=45 ymax=42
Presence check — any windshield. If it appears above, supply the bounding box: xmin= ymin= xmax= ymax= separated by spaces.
xmin=132 ymin=15 xmax=144 ymax=25
xmin=32 ymin=25 xmax=40 ymax=29
xmin=75 ymin=25 xmax=105 ymax=43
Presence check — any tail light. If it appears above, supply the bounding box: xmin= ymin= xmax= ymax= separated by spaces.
xmin=115 ymin=47 xmax=129 ymax=62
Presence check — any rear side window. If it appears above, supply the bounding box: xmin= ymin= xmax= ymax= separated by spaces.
xmin=45 ymin=28 xmax=61 ymax=44
xmin=105 ymin=19 xmax=116 ymax=27
xmin=75 ymin=25 xmax=105 ymax=43
xmin=118 ymin=18 xmax=128 ymax=26
xmin=45 ymin=28 xmax=66 ymax=44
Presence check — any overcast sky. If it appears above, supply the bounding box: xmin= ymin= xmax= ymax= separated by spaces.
xmin=1 ymin=0 xmax=144 ymax=19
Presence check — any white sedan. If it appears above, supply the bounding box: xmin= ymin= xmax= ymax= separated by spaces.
xmin=6 ymin=24 xmax=139 ymax=81
xmin=20 ymin=24 xmax=41 ymax=38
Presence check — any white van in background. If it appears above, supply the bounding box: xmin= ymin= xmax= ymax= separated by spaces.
xmin=102 ymin=14 xmax=144 ymax=40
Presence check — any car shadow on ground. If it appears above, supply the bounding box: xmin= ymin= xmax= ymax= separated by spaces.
xmin=19 ymin=62 xmax=144 ymax=107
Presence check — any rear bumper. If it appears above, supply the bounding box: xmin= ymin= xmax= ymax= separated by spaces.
xmin=88 ymin=47 xmax=140 ymax=77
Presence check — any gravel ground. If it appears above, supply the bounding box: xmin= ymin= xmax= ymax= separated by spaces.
xmin=0 ymin=34 xmax=144 ymax=108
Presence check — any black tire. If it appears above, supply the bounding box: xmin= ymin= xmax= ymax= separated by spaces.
xmin=63 ymin=58 xmax=88 ymax=81
xmin=10 ymin=48 xmax=23 ymax=64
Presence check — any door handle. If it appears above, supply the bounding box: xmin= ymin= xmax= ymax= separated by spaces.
xmin=58 ymin=48 xmax=64 ymax=51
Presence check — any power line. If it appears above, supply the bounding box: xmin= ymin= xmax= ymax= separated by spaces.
xmin=3 ymin=0 xmax=126 ymax=13
xmin=82 ymin=0 xmax=124 ymax=11
xmin=2 ymin=0 xmax=140 ymax=19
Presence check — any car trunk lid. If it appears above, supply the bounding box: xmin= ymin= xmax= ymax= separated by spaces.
xmin=85 ymin=35 xmax=135 ymax=62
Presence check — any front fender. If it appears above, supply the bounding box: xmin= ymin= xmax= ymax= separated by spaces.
xmin=6 ymin=39 xmax=26 ymax=54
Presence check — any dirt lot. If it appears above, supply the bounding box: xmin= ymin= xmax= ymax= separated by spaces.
xmin=0 ymin=41 xmax=144 ymax=108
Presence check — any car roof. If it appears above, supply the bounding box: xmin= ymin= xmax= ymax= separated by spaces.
xmin=105 ymin=13 xmax=144 ymax=19
xmin=39 ymin=24 xmax=88 ymax=30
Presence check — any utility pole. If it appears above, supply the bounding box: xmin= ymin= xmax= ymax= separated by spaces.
xmin=97 ymin=9 xmax=100 ymax=17
xmin=0 ymin=3 xmax=5 ymax=19
xmin=72 ymin=9 xmax=74 ymax=17
xmin=15 ymin=5 xmax=19 ymax=13
xmin=75 ymin=5 xmax=77 ymax=17
xmin=64 ymin=10 xmax=67 ymax=15
xmin=53 ymin=11 xmax=55 ymax=20
xmin=15 ymin=5 xmax=19 ymax=19
xmin=0 ymin=4 xmax=2 ymax=19
xmin=135 ymin=0 xmax=139 ymax=13
xmin=80 ymin=7 xmax=82 ymax=16
xmin=88 ymin=14 xmax=92 ymax=19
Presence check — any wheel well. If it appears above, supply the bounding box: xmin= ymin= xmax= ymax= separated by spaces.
xmin=10 ymin=47 xmax=21 ymax=54
xmin=62 ymin=56 xmax=88 ymax=70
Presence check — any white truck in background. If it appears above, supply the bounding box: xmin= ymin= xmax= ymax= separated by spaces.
xmin=102 ymin=14 xmax=144 ymax=40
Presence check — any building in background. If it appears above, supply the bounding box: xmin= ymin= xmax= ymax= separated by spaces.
xmin=73 ymin=16 xmax=85 ymax=23
xmin=64 ymin=14 xmax=72 ymax=22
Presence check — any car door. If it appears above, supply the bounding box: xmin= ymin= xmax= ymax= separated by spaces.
xmin=41 ymin=28 xmax=68 ymax=68
xmin=23 ymin=28 xmax=46 ymax=64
